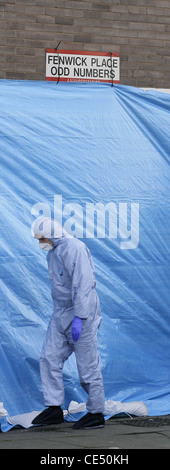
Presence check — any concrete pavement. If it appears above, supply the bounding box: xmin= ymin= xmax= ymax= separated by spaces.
xmin=0 ymin=415 xmax=170 ymax=449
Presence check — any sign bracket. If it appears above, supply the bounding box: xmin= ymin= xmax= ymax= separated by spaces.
xmin=55 ymin=41 xmax=61 ymax=84
xmin=109 ymin=52 xmax=114 ymax=88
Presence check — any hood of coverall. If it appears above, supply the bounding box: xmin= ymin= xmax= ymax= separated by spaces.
xmin=33 ymin=217 xmax=72 ymax=246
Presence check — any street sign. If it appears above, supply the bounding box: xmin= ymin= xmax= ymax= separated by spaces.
xmin=46 ymin=49 xmax=120 ymax=83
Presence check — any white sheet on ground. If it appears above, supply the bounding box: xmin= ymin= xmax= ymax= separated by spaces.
xmin=0 ymin=402 xmax=8 ymax=416
xmin=6 ymin=400 xmax=148 ymax=428
xmin=104 ymin=400 xmax=148 ymax=417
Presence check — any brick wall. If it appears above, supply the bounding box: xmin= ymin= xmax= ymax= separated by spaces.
xmin=0 ymin=0 xmax=170 ymax=87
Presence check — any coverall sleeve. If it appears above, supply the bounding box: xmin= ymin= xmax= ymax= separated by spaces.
xmin=62 ymin=241 xmax=96 ymax=319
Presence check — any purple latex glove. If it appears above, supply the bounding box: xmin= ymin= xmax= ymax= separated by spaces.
xmin=72 ymin=316 xmax=83 ymax=342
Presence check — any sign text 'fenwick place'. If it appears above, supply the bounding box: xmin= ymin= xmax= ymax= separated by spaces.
xmin=46 ymin=49 xmax=120 ymax=83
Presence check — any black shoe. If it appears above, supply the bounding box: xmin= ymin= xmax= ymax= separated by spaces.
xmin=73 ymin=412 xmax=105 ymax=429
xmin=32 ymin=406 xmax=64 ymax=425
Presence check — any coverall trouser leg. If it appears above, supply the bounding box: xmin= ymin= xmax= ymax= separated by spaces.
xmin=74 ymin=328 xmax=105 ymax=414
xmin=40 ymin=316 xmax=73 ymax=406
xmin=40 ymin=316 xmax=105 ymax=413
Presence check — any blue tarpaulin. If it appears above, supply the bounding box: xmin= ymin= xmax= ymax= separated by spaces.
xmin=0 ymin=80 xmax=170 ymax=428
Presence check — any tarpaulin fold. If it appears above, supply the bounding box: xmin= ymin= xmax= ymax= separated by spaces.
xmin=0 ymin=80 xmax=170 ymax=427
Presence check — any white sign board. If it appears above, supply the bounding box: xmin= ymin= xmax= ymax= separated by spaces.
xmin=46 ymin=49 xmax=120 ymax=83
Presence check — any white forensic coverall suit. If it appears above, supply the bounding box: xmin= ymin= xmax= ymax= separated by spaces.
xmin=34 ymin=218 xmax=105 ymax=414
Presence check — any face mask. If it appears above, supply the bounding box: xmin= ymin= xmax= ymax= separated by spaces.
xmin=39 ymin=242 xmax=53 ymax=251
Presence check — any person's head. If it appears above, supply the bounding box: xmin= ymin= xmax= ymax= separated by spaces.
xmin=32 ymin=217 xmax=71 ymax=251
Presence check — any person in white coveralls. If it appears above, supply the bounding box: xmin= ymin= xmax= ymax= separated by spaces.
xmin=32 ymin=217 xmax=105 ymax=429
